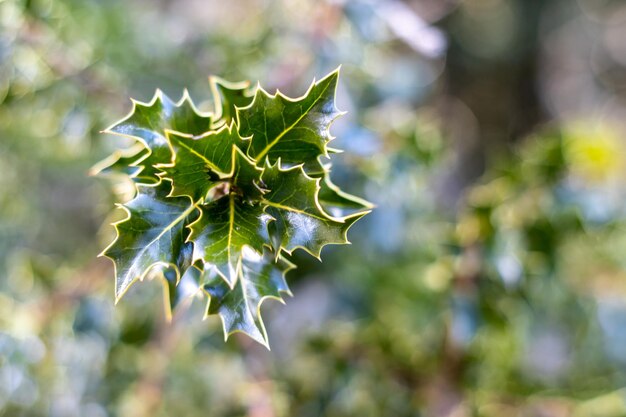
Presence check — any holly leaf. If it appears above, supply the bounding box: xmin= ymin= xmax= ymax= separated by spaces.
xmin=102 ymin=90 xmax=213 ymax=183
xmin=238 ymin=69 xmax=342 ymax=170
xmin=90 ymin=144 xmax=148 ymax=178
xmin=318 ymin=175 xmax=373 ymax=217
xmin=104 ymin=90 xmax=213 ymax=144
xmin=188 ymin=193 xmax=270 ymax=287
xmin=89 ymin=144 xmax=168 ymax=185
xmin=260 ymin=162 xmax=369 ymax=257
xmin=210 ymin=76 xmax=254 ymax=125
xmin=203 ymin=248 xmax=294 ymax=347
xmin=98 ymin=70 xmax=371 ymax=347
xmin=101 ymin=180 xmax=198 ymax=301
xmin=160 ymin=125 xmax=248 ymax=201
xmin=162 ymin=264 xmax=203 ymax=320
xmin=131 ymin=146 xmax=173 ymax=184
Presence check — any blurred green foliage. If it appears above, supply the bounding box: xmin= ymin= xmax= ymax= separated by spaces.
xmin=1 ymin=0 xmax=626 ymax=416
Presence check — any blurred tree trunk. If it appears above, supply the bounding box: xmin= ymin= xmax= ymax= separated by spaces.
xmin=440 ymin=0 xmax=547 ymax=193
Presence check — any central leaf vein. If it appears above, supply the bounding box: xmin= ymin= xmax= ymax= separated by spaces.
xmin=254 ymin=81 xmax=332 ymax=161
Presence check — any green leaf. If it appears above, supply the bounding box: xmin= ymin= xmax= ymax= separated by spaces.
xmin=102 ymin=90 xmax=213 ymax=183
xmin=89 ymin=144 xmax=171 ymax=185
xmin=203 ymin=248 xmax=294 ymax=347
xmin=238 ymin=69 xmax=342 ymax=169
xmin=89 ymin=144 xmax=148 ymax=178
xmin=104 ymin=90 xmax=213 ymax=144
xmin=188 ymin=193 xmax=270 ymax=286
xmin=98 ymin=70 xmax=371 ymax=347
xmin=318 ymin=175 xmax=373 ymax=217
xmin=162 ymin=264 xmax=203 ymax=320
xmin=265 ymin=206 xmax=367 ymax=258
xmin=229 ymin=146 xmax=267 ymax=201
xmin=160 ymin=125 xmax=248 ymax=201
xmin=260 ymin=162 xmax=368 ymax=257
xmin=131 ymin=146 xmax=173 ymax=184
xmin=210 ymin=76 xmax=254 ymax=125
xmin=101 ymin=180 xmax=198 ymax=301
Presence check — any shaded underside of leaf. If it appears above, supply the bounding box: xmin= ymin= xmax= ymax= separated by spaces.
xmin=318 ymin=175 xmax=373 ymax=217
xmin=162 ymin=264 xmax=203 ymax=320
xmin=90 ymin=144 xmax=148 ymax=178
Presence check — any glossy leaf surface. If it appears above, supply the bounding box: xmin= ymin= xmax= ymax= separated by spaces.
xmin=97 ymin=70 xmax=370 ymax=347
xmin=161 ymin=126 xmax=248 ymax=200
xmin=189 ymin=194 xmax=269 ymax=286
xmin=101 ymin=181 xmax=197 ymax=301
xmin=203 ymin=249 xmax=294 ymax=346
xmin=238 ymin=71 xmax=342 ymax=169
xmin=99 ymin=91 xmax=213 ymax=183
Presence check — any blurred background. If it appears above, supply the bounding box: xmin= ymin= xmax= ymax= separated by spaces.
xmin=1 ymin=0 xmax=626 ymax=415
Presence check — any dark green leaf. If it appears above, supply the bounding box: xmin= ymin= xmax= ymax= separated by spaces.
xmin=260 ymin=162 xmax=368 ymax=257
xmin=98 ymin=70 xmax=370 ymax=347
xmin=101 ymin=180 xmax=197 ymax=300
xmin=203 ymin=248 xmax=294 ymax=347
xmin=238 ymin=70 xmax=342 ymax=169
xmin=131 ymin=146 xmax=173 ymax=184
xmin=162 ymin=264 xmax=202 ymax=319
xmin=104 ymin=90 xmax=214 ymax=144
xmin=89 ymin=144 xmax=148 ymax=178
xmin=318 ymin=175 xmax=373 ymax=217
xmin=103 ymin=91 xmax=213 ymax=183
xmin=160 ymin=125 xmax=248 ymax=201
xmin=210 ymin=76 xmax=254 ymax=125
xmin=188 ymin=194 xmax=270 ymax=286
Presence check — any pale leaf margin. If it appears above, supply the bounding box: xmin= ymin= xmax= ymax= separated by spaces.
xmin=98 ymin=178 xmax=199 ymax=303
xmin=201 ymin=249 xmax=296 ymax=349
xmin=95 ymin=89 xmax=213 ymax=181
xmin=235 ymin=66 xmax=346 ymax=163
xmin=261 ymin=158 xmax=372 ymax=260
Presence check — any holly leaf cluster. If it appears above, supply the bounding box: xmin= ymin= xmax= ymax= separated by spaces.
xmin=93 ymin=70 xmax=372 ymax=347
